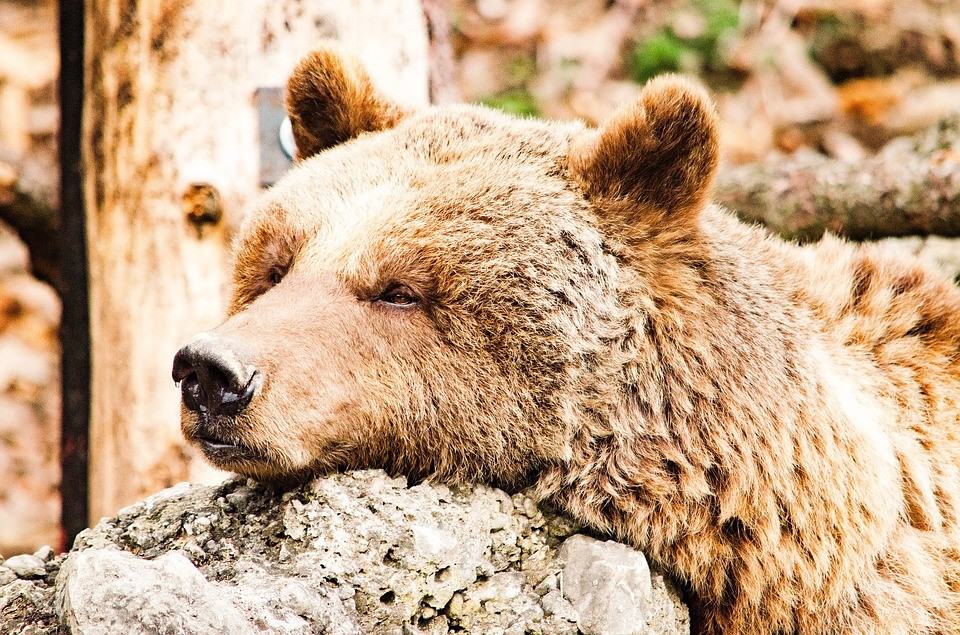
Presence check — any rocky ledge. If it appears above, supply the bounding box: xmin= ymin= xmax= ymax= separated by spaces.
xmin=1 ymin=470 xmax=689 ymax=634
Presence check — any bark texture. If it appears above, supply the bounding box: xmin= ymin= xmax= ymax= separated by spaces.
xmin=422 ymin=0 xmax=460 ymax=104
xmin=715 ymin=116 xmax=960 ymax=241
xmin=83 ymin=0 xmax=429 ymax=522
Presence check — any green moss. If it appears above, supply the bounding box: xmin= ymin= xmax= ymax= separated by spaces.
xmin=627 ymin=0 xmax=741 ymax=84
xmin=479 ymin=88 xmax=541 ymax=118
xmin=629 ymin=32 xmax=687 ymax=83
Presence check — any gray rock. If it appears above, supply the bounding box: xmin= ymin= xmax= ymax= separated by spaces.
xmin=0 ymin=566 xmax=62 ymax=635
xmin=541 ymin=588 xmax=579 ymax=622
xmin=56 ymin=550 xmax=255 ymax=634
xmin=559 ymin=535 xmax=651 ymax=635
xmin=3 ymin=471 xmax=690 ymax=634
xmin=648 ymin=569 xmax=692 ymax=635
xmin=0 ymin=565 xmax=17 ymax=585
xmin=2 ymin=554 xmax=46 ymax=579
xmin=559 ymin=534 xmax=689 ymax=635
xmin=32 ymin=545 xmax=55 ymax=563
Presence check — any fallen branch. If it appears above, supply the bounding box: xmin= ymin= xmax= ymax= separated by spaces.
xmin=715 ymin=117 xmax=960 ymax=241
xmin=0 ymin=162 xmax=60 ymax=291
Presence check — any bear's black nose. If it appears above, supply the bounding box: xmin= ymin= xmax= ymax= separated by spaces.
xmin=172 ymin=337 xmax=259 ymax=417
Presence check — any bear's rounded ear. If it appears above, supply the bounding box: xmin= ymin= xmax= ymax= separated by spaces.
xmin=569 ymin=75 xmax=719 ymax=228
xmin=285 ymin=45 xmax=408 ymax=160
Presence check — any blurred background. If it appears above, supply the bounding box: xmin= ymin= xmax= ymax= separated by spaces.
xmin=1 ymin=0 xmax=959 ymax=555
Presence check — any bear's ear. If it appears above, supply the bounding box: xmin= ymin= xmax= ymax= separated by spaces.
xmin=569 ymin=75 xmax=719 ymax=229
xmin=285 ymin=46 xmax=408 ymax=159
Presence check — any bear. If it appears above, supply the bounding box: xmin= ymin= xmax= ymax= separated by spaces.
xmin=172 ymin=46 xmax=960 ymax=634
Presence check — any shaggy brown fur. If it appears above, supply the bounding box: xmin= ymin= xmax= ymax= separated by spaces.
xmin=285 ymin=46 xmax=408 ymax=158
xmin=177 ymin=47 xmax=960 ymax=634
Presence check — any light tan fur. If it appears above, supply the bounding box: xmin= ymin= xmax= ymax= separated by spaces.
xmin=179 ymin=47 xmax=960 ymax=634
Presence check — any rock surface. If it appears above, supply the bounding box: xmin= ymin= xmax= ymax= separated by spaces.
xmin=1 ymin=555 xmax=46 ymax=580
xmin=559 ymin=535 xmax=687 ymax=635
xmin=0 ymin=470 xmax=690 ymax=634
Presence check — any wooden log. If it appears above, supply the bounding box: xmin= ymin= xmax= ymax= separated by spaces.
xmin=715 ymin=117 xmax=960 ymax=241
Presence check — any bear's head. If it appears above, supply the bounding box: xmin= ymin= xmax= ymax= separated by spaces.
xmin=173 ymin=46 xmax=719 ymax=488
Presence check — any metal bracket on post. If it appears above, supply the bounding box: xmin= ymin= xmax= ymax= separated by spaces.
xmin=255 ymin=87 xmax=297 ymax=187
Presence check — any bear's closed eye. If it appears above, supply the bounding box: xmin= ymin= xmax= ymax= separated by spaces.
xmin=375 ymin=284 xmax=419 ymax=308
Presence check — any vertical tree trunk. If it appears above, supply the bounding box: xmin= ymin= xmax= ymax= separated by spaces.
xmin=83 ymin=0 xmax=429 ymax=522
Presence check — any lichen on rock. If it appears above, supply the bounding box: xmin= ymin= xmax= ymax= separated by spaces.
xmin=1 ymin=470 xmax=690 ymax=634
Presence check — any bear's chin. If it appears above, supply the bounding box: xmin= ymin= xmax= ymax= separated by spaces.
xmin=212 ymin=454 xmax=316 ymax=486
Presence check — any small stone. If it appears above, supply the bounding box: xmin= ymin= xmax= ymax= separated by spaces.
xmin=505 ymin=623 xmax=526 ymax=635
xmin=283 ymin=509 xmax=306 ymax=541
xmin=521 ymin=497 xmax=539 ymax=518
xmin=534 ymin=572 xmax=558 ymax=596
xmin=476 ymin=560 xmax=495 ymax=577
xmin=225 ymin=489 xmax=252 ymax=510
xmin=519 ymin=603 xmax=545 ymax=624
xmin=33 ymin=545 xmax=55 ymax=562
xmin=447 ymin=592 xmax=465 ymax=618
xmin=0 ymin=567 xmax=17 ymax=585
xmin=559 ymin=534 xmax=652 ymax=635
xmin=541 ymin=588 xmax=578 ymax=622
xmin=182 ymin=540 xmax=206 ymax=562
xmin=467 ymin=572 xmax=523 ymax=603
xmin=483 ymin=599 xmax=511 ymax=614
xmin=3 ymin=554 xmax=46 ymax=579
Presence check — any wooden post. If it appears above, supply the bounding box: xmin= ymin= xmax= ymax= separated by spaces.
xmin=60 ymin=0 xmax=90 ymax=549
xmin=82 ymin=0 xmax=429 ymax=523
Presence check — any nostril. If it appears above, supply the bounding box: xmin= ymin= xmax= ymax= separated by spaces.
xmin=179 ymin=371 xmax=205 ymax=413
xmin=172 ymin=339 xmax=260 ymax=417
xmin=218 ymin=370 xmax=259 ymax=416
xmin=172 ymin=347 xmax=196 ymax=384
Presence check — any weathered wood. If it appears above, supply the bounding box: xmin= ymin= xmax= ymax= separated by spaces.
xmin=84 ymin=0 xmax=429 ymax=522
xmin=715 ymin=117 xmax=960 ymax=241
xmin=422 ymin=0 xmax=460 ymax=104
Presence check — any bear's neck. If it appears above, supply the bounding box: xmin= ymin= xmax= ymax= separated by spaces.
xmin=534 ymin=205 xmax=816 ymax=595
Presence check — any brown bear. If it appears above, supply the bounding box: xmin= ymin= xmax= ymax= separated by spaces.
xmin=172 ymin=46 xmax=960 ymax=634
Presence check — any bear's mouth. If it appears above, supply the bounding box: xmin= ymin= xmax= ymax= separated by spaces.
xmin=194 ymin=430 xmax=265 ymax=464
